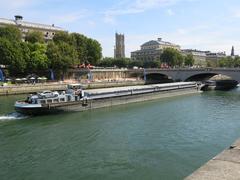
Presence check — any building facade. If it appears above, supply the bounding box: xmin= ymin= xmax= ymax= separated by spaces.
xmin=0 ymin=15 xmax=65 ymax=41
xmin=131 ymin=38 xmax=180 ymax=61
xmin=206 ymin=52 xmax=226 ymax=67
xmin=114 ymin=33 xmax=125 ymax=58
xmin=182 ymin=49 xmax=208 ymax=67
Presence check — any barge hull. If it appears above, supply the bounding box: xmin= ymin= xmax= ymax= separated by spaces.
xmin=55 ymin=87 xmax=199 ymax=112
xmin=15 ymin=82 xmax=200 ymax=115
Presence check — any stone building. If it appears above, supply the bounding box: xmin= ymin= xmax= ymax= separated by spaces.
xmin=182 ymin=49 xmax=209 ymax=67
xmin=131 ymin=38 xmax=180 ymax=61
xmin=182 ymin=49 xmax=226 ymax=67
xmin=114 ymin=33 xmax=125 ymax=58
xmin=206 ymin=52 xmax=226 ymax=67
xmin=0 ymin=15 xmax=65 ymax=41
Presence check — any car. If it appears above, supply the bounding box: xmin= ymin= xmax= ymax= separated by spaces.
xmin=39 ymin=90 xmax=54 ymax=98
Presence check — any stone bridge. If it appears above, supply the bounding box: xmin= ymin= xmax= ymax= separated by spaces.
xmin=143 ymin=68 xmax=240 ymax=82
xmin=69 ymin=68 xmax=240 ymax=82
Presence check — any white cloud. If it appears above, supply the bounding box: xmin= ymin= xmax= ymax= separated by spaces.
xmin=49 ymin=10 xmax=90 ymax=24
xmin=103 ymin=0 xmax=195 ymax=24
xmin=102 ymin=23 xmax=240 ymax=57
xmin=0 ymin=0 xmax=31 ymax=8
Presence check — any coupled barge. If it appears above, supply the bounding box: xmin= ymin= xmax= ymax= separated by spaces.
xmin=15 ymin=82 xmax=199 ymax=115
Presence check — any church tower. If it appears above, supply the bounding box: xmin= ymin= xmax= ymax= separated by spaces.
xmin=231 ymin=46 xmax=235 ymax=57
xmin=114 ymin=33 xmax=125 ymax=58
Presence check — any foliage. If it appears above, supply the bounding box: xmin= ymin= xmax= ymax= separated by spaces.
xmin=0 ymin=25 xmax=22 ymax=42
xmin=0 ymin=38 xmax=26 ymax=76
xmin=0 ymin=26 xmax=102 ymax=79
xmin=25 ymin=31 xmax=44 ymax=43
xmin=71 ymin=33 xmax=88 ymax=64
xmin=143 ymin=60 xmax=161 ymax=68
xmin=218 ymin=56 xmax=240 ymax=68
xmin=184 ymin=54 xmax=195 ymax=66
xmin=129 ymin=60 xmax=143 ymax=68
xmin=53 ymin=31 xmax=73 ymax=45
xmin=98 ymin=57 xmax=114 ymax=67
xmin=47 ymin=42 xmax=78 ymax=76
xmin=27 ymin=43 xmax=48 ymax=72
xmin=98 ymin=57 xmax=130 ymax=68
xmin=113 ymin=58 xmax=130 ymax=68
xmin=86 ymin=38 xmax=102 ymax=65
xmin=160 ymin=48 xmax=183 ymax=67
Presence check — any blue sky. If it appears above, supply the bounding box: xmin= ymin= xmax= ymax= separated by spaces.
xmin=0 ymin=0 xmax=240 ymax=57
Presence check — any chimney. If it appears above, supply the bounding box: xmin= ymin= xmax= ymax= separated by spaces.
xmin=14 ymin=15 xmax=23 ymax=21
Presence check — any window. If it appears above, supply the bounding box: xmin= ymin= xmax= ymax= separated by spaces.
xmin=53 ymin=99 xmax=59 ymax=103
xmin=47 ymin=99 xmax=52 ymax=103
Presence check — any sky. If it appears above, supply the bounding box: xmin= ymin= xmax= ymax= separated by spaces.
xmin=0 ymin=0 xmax=240 ymax=57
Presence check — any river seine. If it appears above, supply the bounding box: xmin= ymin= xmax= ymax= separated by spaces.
xmin=1 ymin=89 xmax=240 ymax=180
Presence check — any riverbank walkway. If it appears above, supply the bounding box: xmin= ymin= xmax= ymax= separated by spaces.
xmin=185 ymin=138 xmax=240 ymax=180
xmin=0 ymin=80 xmax=145 ymax=96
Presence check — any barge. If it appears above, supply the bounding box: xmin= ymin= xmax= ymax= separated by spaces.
xmin=15 ymin=82 xmax=199 ymax=115
xmin=201 ymin=79 xmax=238 ymax=91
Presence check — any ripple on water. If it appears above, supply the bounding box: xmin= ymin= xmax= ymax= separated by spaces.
xmin=0 ymin=112 xmax=28 ymax=122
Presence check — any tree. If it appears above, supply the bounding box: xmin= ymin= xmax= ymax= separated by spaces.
xmin=47 ymin=42 xmax=78 ymax=78
xmin=184 ymin=54 xmax=194 ymax=66
xmin=71 ymin=33 xmax=88 ymax=64
xmin=98 ymin=57 xmax=114 ymax=67
xmin=27 ymin=43 xmax=49 ymax=72
xmin=129 ymin=60 xmax=143 ymax=68
xmin=0 ymin=38 xmax=26 ymax=76
xmin=86 ymin=38 xmax=102 ymax=65
xmin=113 ymin=58 xmax=130 ymax=68
xmin=175 ymin=53 xmax=184 ymax=67
xmin=143 ymin=60 xmax=161 ymax=68
xmin=53 ymin=31 xmax=72 ymax=45
xmin=25 ymin=31 xmax=44 ymax=43
xmin=0 ymin=25 xmax=22 ymax=42
xmin=160 ymin=48 xmax=182 ymax=67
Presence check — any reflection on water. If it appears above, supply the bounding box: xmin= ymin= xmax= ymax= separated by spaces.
xmin=0 ymin=89 xmax=240 ymax=180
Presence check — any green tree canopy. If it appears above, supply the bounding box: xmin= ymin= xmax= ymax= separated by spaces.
xmin=143 ymin=60 xmax=161 ymax=68
xmin=0 ymin=26 xmax=22 ymax=42
xmin=53 ymin=31 xmax=73 ymax=45
xmin=98 ymin=57 xmax=114 ymax=67
xmin=25 ymin=31 xmax=44 ymax=43
xmin=47 ymin=42 xmax=78 ymax=75
xmin=184 ymin=54 xmax=195 ymax=66
xmin=129 ymin=60 xmax=143 ymax=68
xmin=71 ymin=33 xmax=88 ymax=64
xmin=113 ymin=58 xmax=130 ymax=68
xmin=160 ymin=48 xmax=183 ymax=67
xmin=27 ymin=43 xmax=49 ymax=72
xmin=0 ymin=38 xmax=26 ymax=76
xmin=86 ymin=38 xmax=102 ymax=65
xmin=218 ymin=56 xmax=240 ymax=68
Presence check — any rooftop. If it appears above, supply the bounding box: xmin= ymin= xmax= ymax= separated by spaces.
xmin=0 ymin=16 xmax=65 ymax=32
xmin=141 ymin=38 xmax=180 ymax=48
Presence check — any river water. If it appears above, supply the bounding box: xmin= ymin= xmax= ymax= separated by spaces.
xmin=1 ymin=89 xmax=240 ymax=180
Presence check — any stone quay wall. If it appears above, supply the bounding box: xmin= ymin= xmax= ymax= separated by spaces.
xmin=0 ymin=80 xmax=145 ymax=96
xmin=185 ymin=138 xmax=240 ymax=180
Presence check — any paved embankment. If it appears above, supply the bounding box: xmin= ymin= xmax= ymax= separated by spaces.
xmin=0 ymin=81 xmax=145 ymax=96
xmin=185 ymin=139 xmax=240 ymax=180
xmin=0 ymin=83 xmax=67 ymax=96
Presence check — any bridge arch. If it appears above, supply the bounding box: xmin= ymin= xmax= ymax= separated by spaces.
xmin=144 ymin=73 xmax=173 ymax=84
xmin=185 ymin=73 xmax=218 ymax=82
xmin=185 ymin=72 xmax=237 ymax=82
